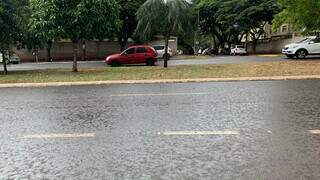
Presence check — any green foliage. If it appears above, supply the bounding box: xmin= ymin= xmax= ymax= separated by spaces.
xmin=135 ymin=0 xmax=192 ymax=67
xmin=238 ymin=0 xmax=280 ymax=30
xmin=29 ymin=0 xmax=120 ymax=42
xmin=117 ymin=0 xmax=146 ymax=50
xmin=135 ymin=0 xmax=192 ymax=42
xmin=29 ymin=0 xmax=120 ymax=71
xmin=29 ymin=0 xmax=58 ymax=45
xmin=197 ymin=0 xmax=280 ymax=51
xmin=273 ymin=0 xmax=320 ymax=34
xmin=177 ymin=1 xmax=198 ymax=52
xmin=0 ymin=0 xmax=28 ymax=74
xmin=0 ymin=0 xmax=25 ymax=48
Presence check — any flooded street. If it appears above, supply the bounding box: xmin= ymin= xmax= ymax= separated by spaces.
xmin=1 ymin=80 xmax=320 ymax=179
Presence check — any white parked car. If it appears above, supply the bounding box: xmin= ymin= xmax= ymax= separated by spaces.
xmin=0 ymin=52 xmax=20 ymax=64
xmin=282 ymin=36 xmax=320 ymax=59
xmin=230 ymin=45 xmax=247 ymax=55
xmin=0 ymin=53 xmax=9 ymax=64
xmin=152 ymin=45 xmax=173 ymax=59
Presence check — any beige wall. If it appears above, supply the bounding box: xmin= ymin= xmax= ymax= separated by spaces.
xmin=14 ymin=41 xmax=124 ymax=62
xmin=247 ymin=35 xmax=305 ymax=54
xmin=264 ymin=23 xmax=294 ymax=38
xmin=15 ymin=38 xmax=178 ymax=62
xmin=245 ymin=22 xmax=306 ymax=54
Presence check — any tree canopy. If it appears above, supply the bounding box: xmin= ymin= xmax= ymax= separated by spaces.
xmin=135 ymin=0 xmax=192 ymax=41
xmin=29 ymin=0 xmax=120 ymax=72
xmin=273 ymin=0 xmax=320 ymax=35
xmin=135 ymin=0 xmax=192 ymax=67
xmin=197 ymin=0 xmax=280 ymax=53
xmin=0 ymin=0 xmax=28 ymax=74
xmin=117 ymin=0 xmax=146 ymax=51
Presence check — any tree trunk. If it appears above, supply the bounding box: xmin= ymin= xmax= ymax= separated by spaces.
xmin=253 ymin=39 xmax=257 ymax=54
xmin=216 ymin=34 xmax=224 ymax=55
xmin=245 ymin=31 xmax=249 ymax=51
xmin=212 ymin=35 xmax=217 ymax=55
xmin=118 ymin=38 xmax=128 ymax=52
xmin=227 ymin=42 xmax=232 ymax=54
xmin=2 ymin=50 xmax=7 ymax=75
xmin=72 ymin=39 xmax=78 ymax=72
xmin=35 ymin=48 xmax=39 ymax=62
xmin=82 ymin=40 xmax=86 ymax=61
xmin=250 ymin=31 xmax=262 ymax=54
xmin=97 ymin=41 xmax=100 ymax=59
xmin=46 ymin=41 xmax=52 ymax=62
xmin=120 ymin=44 xmax=125 ymax=52
xmin=210 ymin=36 xmax=214 ymax=52
xmin=164 ymin=35 xmax=169 ymax=68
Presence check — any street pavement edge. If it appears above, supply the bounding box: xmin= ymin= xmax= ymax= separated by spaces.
xmin=0 ymin=75 xmax=320 ymax=88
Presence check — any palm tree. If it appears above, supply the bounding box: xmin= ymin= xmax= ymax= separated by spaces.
xmin=135 ymin=0 xmax=191 ymax=68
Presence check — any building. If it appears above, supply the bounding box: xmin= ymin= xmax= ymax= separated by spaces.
xmin=247 ymin=23 xmax=304 ymax=54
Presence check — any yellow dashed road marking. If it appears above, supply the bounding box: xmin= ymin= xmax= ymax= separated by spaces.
xmin=21 ymin=133 xmax=95 ymax=139
xmin=111 ymin=92 xmax=211 ymax=97
xmin=309 ymin=130 xmax=320 ymax=134
xmin=158 ymin=131 xmax=239 ymax=136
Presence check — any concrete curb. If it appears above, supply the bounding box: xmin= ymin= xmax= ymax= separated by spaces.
xmin=0 ymin=75 xmax=320 ymax=88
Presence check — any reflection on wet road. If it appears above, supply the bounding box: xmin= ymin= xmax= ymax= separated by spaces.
xmin=1 ymin=80 xmax=320 ymax=179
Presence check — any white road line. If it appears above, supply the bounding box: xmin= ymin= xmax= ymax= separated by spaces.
xmin=110 ymin=92 xmax=211 ymax=97
xmin=309 ymin=130 xmax=320 ymax=134
xmin=158 ymin=131 xmax=239 ymax=136
xmin=20 ymin=133 xmax=95 ymax=139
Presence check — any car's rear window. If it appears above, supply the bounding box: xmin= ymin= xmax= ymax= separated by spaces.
xmin=153 ymin=46 xmax=164 ymax=50
xmin=237 ymin=46 xmax=245 ymax=48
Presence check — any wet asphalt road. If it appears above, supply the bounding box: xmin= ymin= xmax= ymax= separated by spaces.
xmin=3 ymin=55 xmax=320 ymax=72
xmin=1 ymin=80 xmax=320 ymax=179
xmin=2 ymin=55 xmax=289 ymax=71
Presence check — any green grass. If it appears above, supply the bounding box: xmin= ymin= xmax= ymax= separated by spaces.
xmin=1 ymin=61 xmax=320 ymax=84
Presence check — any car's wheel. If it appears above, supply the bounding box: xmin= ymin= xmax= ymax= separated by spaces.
xmin=286 ymin=54 xmax=295 ymax=59
xmin=146 ymin=58 xmax=155 ymax=66
xmin=111 ymin=60 xmax=120 ymax=67
xmin=296 ymin=49 xmax=308 ymax=59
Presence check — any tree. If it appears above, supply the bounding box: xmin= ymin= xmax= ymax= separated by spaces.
xmin=29 ymin=0 xmax=120 ymax=72
xmin=117 ymin=0 xmax=146 ymax=51
xmin=273 ymin=0 xmax=320 ymax=35
xmin=0 ymin=0 xmax=27 ymax=74
xmin=239 ymin=0 xmax=281 ymax=53
xmin=135 ymin=0 xmax=192 ymax=68
xmin=196 ymin=0 xmax=280 ymax=54
xmin=178 ymin=0 xmax=198 ymax=55
xmin=29 ymin=0 xmax=58 ymax=62
xmin=197 ymin=0 xmax=242 ymax=54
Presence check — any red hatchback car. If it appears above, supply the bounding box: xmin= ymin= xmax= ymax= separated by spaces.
xmin=106 ymin=45 xmax=158 ymax=66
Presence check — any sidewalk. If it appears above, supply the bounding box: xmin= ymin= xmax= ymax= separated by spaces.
xmin=0 ymin=75 xmax=319 ymax=88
